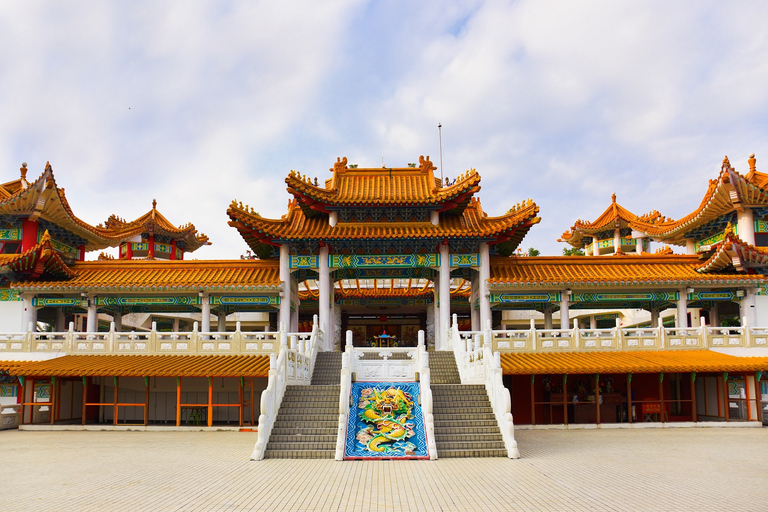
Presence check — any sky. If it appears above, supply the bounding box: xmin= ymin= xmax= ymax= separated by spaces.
xmin=2 ymin=0 xmax=768 ymax=259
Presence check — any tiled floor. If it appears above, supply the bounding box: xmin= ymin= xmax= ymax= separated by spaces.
xmin=2 ymin=427 xmax=766 ymax=511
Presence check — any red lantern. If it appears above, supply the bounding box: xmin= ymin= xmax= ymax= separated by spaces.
xmin=379 ymin=315 xmax=387 ymax=323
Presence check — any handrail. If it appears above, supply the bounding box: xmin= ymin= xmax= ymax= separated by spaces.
xmin=449 ymin=314 xmax=519 ymax=458
xmin=251 ymin=315 xmax=321 ymax=461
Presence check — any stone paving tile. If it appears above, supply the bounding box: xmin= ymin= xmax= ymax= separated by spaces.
xmin=1 ymin=428 xmax=767 ymax=511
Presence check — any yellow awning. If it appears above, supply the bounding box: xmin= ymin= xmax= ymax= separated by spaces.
xmin=9 ymin=354 xmax=271 ymax=378
xmin=500 ymin=350 xmax=768 ymax=375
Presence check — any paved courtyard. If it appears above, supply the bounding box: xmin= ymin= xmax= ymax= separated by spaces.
xmin=1 ymin=427 xmax=766 ymax=511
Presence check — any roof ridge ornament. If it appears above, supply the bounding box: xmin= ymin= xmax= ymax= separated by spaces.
xmin=331 ymin=157 xmax=348 ymax=173
xmin=749 ymin=153 xmax=757 ymax=174
xmin=418 ymin=155 xmax=436 ymax=174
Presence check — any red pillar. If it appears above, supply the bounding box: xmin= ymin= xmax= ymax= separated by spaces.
xmin=147 ymin=235 xmax=155 ymax=260
xmin=170 ymin=240 xmax=177 ymax=260
xmin=77 ymin=245 xmax=85 ymax=261
xmin=21 ymin=219 xmax=38 ymax=252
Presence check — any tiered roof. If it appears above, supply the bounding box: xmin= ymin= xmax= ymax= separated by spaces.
xmin=0 ymin=163 xmax=209 ymax=254
xmin=488 ymin=255 xmax=764 ymax=288
xmin=635 ymin=155 xmax=768 ymax=245
xmin=228 ymin=156 xmax=541 ymax=258
xmin=286 ymin=155 xmax=481 ymax=215
xmin=11 ymin=259 xmax=280 ymax=293
xmin=559 ymin=193 xmax=668 ymax=248
xmin=100 ymin=199 xmax=209 ymax=252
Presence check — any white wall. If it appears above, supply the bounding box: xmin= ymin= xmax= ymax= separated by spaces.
xmin=0 ymin=302 xmax=23 ymax=331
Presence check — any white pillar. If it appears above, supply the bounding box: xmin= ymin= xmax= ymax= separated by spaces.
xmin=710 ymin=303 xmax=719 ymax=327
xmin=590 ymin=315 xmax=597 ymax=329
xmin=677 ymin=288 xmax=688 ymax=328
xmin=613 ymin=228 xmax=621 ymax=255
xmin=741 ymin=289 xmax=757 ymax=327
xmin=686 ymin=239 xmax=695 ymax=255
xmin=279 ymin=244 xmax=292 ymax=331
xmin=592 ymin=239 xmax=599 ymax=256
xmin=470 ymin=273 xmax=480 ymax=331
xmin=636 ymin=238 xmax=643 ymax=254
xmin=55 ymin=308 xmax=66 ymax=332
xmin=86 ymin=296 xmax=97 ymax=332
xmin=650 ymin=308 xmax=660 ymax=328
xmin=439 ymin=243 xmax=451 ymax=351
xmin=737 ymin=208 xmax=755 ymax=246
xmin=318 ymin=244 xmax=330 ymax=350
xmin=201 ymin=294 xmax=211 ymax=332
xmin=21 ymin=294 xmax=36 ymax=332
xmin=432 ymin=279 xmax=440 ymax=346
xmin=544 ymin=308 xmax=553 ymax=330
xmin=427 ymin=297 xmax=436 ymax=350
xmin=173 ymin=317 xmax=180 ymax=333
xmin=333 ymin=301 xmax=342 ymax=351
xmin=478 ymin=242 xmax=491 ymax=331
xmin=218 ymin=311 xmax=227 ymax=332
xmin=559 ymin=291 xmax=570 ymax=330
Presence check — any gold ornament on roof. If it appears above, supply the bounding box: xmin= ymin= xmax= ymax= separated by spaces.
xmin=332 ymin=157 xmax=348 ymax=173
xmin=418 ymin=155 xmax=436 ymax=173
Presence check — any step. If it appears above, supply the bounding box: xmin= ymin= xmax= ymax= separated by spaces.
xmin=433 ymin=419 xmax=500 ymax=428
xmin=437 ymin=433 xmax=503 ymax=442
xmin=436 ymin=440 xmax=506 ymax=451
xmin=271 ymin=426 xmax=337 ymax=435
xmin=270 ymin=434 xmax=337 ymax=443
xmin=266 ymin=442 xmax=336 ymax=451
xmin=273 ymin=413 xmax=338 ymax=422
xmin=437 ymin=449 xmax=508 ymax=458
xmin=264 ymin=450 xmax=335 ymax=459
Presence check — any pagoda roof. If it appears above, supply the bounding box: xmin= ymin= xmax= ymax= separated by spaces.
xmin=696 ymin=225 xmax=768 ymax=273
xmin=228 ymin=195 xmax=541 ymax=258
xmin=559 ymin=193 xmax=669 ymax=247
xmin=635 ymin=155 xmax=768 ymax=245
xmin=99 ymin=199 xmax=210 ymax=252
xmin=0 ymin=230 xmax=74 ymax=280
xmin=10 ymin=259 xmax=280 ymax=293
xmin=286 ymin=156 xmax=480 ymax=215
xmin=488 ymin=255 xmax=765 ymax=289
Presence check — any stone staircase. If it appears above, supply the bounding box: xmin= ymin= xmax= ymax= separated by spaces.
xmin=429 ymin=351 xmax=507 ymax=458
xmin=264 ymin=352 xmax=341 ymax=459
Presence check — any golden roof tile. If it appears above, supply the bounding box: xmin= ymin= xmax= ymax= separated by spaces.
xmin=697 ymin=225 xmax=768 ymax=273
xmin=9 ymin=354 xmax=271 ymax=377
xmin=228 ymin=196 xmax=541 ymax=258
xmin=11 ymin=259 xmax=280 ymax=292
xmin=500 ymin=350 xmax=768 ymax=375
xmin=285 ymin=155 xmax=481 ymax=211
xmin=100 ymin=199 xmax=210 ymax=252
xmin=488 ymin=255 xmax=765 ymax=288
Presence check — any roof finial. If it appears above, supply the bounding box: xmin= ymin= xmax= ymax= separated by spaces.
xmin=749 ymin=153 xmax=756 ymax=173
xmin=152 ymin=198 xmax=157 ymax=209
xmin=722 ymin=155 xmax=731 ymax=170
xmin=20 ymin=162 xmax=27 ymax=181
xmin=611 ymin=192 xmax=616 ymax=203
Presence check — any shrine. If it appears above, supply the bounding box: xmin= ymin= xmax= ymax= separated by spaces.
xmin=0 ymin=154 xmax=766 ymax=456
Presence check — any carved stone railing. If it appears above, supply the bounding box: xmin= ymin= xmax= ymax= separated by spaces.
xmin=0 ymin=321 xmax=281 ymax=356
xmin=488 ymin=318 xmax=768 ymax=353
xmin=251 ymin=316 xmax=321 ymax=461
xmin=335 ymin=330 xmax=436 ymax=460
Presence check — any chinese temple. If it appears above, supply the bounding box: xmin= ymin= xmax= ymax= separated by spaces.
xmin=0 ymin=154 xmax=766 ymax=458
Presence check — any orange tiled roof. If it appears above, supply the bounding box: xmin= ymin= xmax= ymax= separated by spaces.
xmin=286 ymin=156 xmax=481 ymax=212
xmin=697 ymin=225 xmax=768 ymax=273
xmin=0 ymin=230 xmax=74 ymax=279
xmin=0 ymin=163 xmax=126 ymax=251
xmin=559 ymin=193 xmax=670 ymax=248
xmin=500 ymin=350 xmax=768 ymax=375
xmin=11 ymin=259 xmax=280 ymax=292
xmin=99 ymin=199 xmax=210 ymax=252
xmin=488 ymin=255 xmax=765 ymax=288
xmin=228 ymin=196 xmax=541 ymax=258
xmin=8 ymin=354 xmax=271 ymax=377
xmin=636 ymin=156 xmax=768 ymax=245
